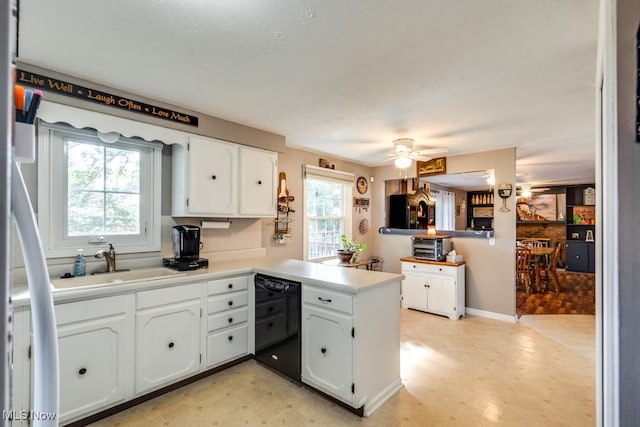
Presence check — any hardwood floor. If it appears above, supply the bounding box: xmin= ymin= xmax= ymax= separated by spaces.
xmin=88 ymin=309 xmax=595 ymax=426
xmin=516 ymin=270 xmax=596 ymax=316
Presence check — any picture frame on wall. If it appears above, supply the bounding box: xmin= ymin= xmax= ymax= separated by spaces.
xmin=416 ymin=157 xmax=446 ymax=177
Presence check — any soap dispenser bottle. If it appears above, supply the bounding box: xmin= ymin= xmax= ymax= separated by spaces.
xmin=74 ymin=249 xmax=86 ymax=276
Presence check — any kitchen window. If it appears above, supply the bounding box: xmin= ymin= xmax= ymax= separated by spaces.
xmin=38 ymin=122 xmax=162 ymax=257
xmin=303 ymin=165 xmax=353 ymax=261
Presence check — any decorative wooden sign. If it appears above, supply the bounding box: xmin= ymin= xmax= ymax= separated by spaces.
xmin=416 ymin=157 xmax=446 ymax=177
xmin=17 ymin=69 xmax=198 ymax=127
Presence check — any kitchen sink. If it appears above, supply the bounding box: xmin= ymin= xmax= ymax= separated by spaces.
xmin=51 ymin=267 xmax=186 ymax=289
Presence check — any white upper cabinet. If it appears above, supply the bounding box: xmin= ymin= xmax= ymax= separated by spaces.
xmin=172 ymin=136 xmax=277 ymax=218
xmin=239 ymin=147 xmax=277 ymax=216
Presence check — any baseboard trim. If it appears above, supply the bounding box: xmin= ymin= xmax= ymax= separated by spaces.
xmin=465 ymin=307 xmax=517 ymax=323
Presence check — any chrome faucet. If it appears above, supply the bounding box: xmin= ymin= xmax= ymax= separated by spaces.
xmin=95 ymin=243 xmax=116 ymax=273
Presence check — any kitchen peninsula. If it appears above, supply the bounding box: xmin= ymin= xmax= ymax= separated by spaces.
xmin=11 ymin=258 xmax=403 ymax=425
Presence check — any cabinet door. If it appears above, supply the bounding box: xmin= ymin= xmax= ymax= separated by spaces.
xmin=238 ymin=147 xmax=277 ymax=216
xmin=566 ymin=242 xmax=589 ymax=272
xmin=58 ymin=313 xmax=129 ymax=422
xmin=135 ymin=300 xmax=201 ymax=394
xmin=301 ymin=305 xmax=353 ymax=404
xmin=401 ymin=271 xmax=428 ymax=311
xmin=188 ymin=137 xmax=237 ymax=215
xmin=426 ymin=274 xmax=457 ymax=315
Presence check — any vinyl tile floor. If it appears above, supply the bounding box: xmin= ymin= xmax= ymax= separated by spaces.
xmin=89 ymin=309 xmax=595 ymax=427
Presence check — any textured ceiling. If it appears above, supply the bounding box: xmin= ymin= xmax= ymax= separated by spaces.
xmin=18 ymin=0 xmax=599 ymax=186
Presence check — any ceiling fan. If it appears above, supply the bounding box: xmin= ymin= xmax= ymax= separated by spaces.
xmin=517 ymin=183 xmax=550 ymax=197
xmin=386 ymin=138 xmax=449 ymax=169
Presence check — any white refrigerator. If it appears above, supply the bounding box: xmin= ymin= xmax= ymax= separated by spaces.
xmin=2 ymin=1 xmax=60 ymax=426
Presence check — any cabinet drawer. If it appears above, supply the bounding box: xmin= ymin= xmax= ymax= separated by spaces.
xmin=207 ymin=324 xmax=248 ymax=367
xmin=402 ymin=262 xmax=454 ymax=275
xmin=207 ymin=291 xmax=248 ymax=313
xmin=207 ymin=276 xmax=249 ymax=295
xmin=303 ymin=286 xmax=352 ymax=315
xmin=56 ymin=294 xmax=129 ymax=325
xmin=207 ymin=307 xmax=248 ymax=333
xmin=136 ymin=283 xmax=201 ymax=310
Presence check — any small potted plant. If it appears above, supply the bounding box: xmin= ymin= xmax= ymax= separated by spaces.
xmin=337 ymin=235 xmax=368 ymax=263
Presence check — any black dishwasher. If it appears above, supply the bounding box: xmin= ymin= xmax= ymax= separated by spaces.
xmin=254 ymin=274 xmax=301 ymax=381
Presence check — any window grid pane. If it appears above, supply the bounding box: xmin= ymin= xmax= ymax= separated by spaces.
xmin=66 ymin=140 xmax=142 ymax=236
xmin=306 ymin=179 xmax=347 ymax=260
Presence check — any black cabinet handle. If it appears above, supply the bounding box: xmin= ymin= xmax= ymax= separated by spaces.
xmin=258 ymin=180 xmax=262 ymax=185
xmin=318 ymin=297 xmax=332 ymax=303
xmin=78 ymin=367 xmax=87 ymax=375
xmin=228 ymin=300 xmax=233 ymax=306
xmin=211 ymin=175 xmax=217 ymax=180
xmin=168 ymin=342 xmax=175 ymax=348
xmin=321 ymin=347 xmax=327 ymax=354
xmin=228 ymin=317 xmax=233 ymax=323
xmin=228 ymin=283 xmax=233 ymax=289
xmin=228 ymin=335 xmax=233 ymax=342
xmin=268 ymin=322 xmax=274 ymax=328
xmin=268 ymin=306 xmax=274 ymax=312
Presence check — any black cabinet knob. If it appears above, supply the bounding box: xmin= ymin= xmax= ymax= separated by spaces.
xmin=268 ymin=306 xmax=274 ymax=312
xmin=78 ymin=367 xmax=87 ymax=375
xmin=228 ymin=300 xmax=233 ymax=306
xmin=268 ymin=322 xmax=274 ymax=328
xmin=228 ymin=317 xmax=233 ymax=323
xmin=228 ymin=335 xmax=233 ymax=342
xmin=424 ymin=284 xmax=427 ymax=287
xmin=321 ymin=347 xmax=327 ymax=354
xmin=168 ymin=342 xmax=175 ymax=348
xmin=211 ymin=175 xmax=217 ymax=180
xmin=228 ymin=283 xmax=233 ymax=289
xmin=258 ymin=180 xmax=262 ymax=185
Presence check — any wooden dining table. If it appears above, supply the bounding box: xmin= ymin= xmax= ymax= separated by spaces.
xmin=528 ymin=246 xmax=555 ymax=291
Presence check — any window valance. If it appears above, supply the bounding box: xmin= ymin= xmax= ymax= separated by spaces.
xmin=37 ymin=101 xmax=188 ymax=145
xmin=303 ymin=164 xmax=355 ymax=183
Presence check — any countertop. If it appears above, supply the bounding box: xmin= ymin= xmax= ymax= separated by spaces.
xmin=12 ymin=257 xmax=404 ymax=307
xmin=399 ymin=257 xmax=466 ymax=267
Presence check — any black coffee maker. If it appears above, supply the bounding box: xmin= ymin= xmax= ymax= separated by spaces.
xmin=163 ymin=225 xmax=209 ymax=270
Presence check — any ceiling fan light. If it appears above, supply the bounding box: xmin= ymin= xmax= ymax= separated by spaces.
xmin=393 ymin=138 xmax=414 ymax=153
xmin=395 ymin=156 xmax=412 ymax=169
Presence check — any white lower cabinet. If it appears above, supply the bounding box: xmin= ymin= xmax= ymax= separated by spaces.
xmin=302 ymin=303 xmax=353 ymax=403
xmin=135 ymin=283 xmax=201 ymax=394
xmin=301 ymin=282 xmax=402 ymax=416
xmin=205 ymin=276 xmax=250 ymax=367
xmin=401 ymin=261 xmax=465 ymax=320
xmin=55 ymin=295 xmax=135 ymax=424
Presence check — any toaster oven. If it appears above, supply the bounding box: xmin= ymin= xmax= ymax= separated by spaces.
xmin=411 ymin=236 xmax=451 ymax=261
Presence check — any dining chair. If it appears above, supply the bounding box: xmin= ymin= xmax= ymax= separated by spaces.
xmin=515 ymin=246 xmax=534 ymax=293
xmin=543 ymin=242 xmax=562 ymax=292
